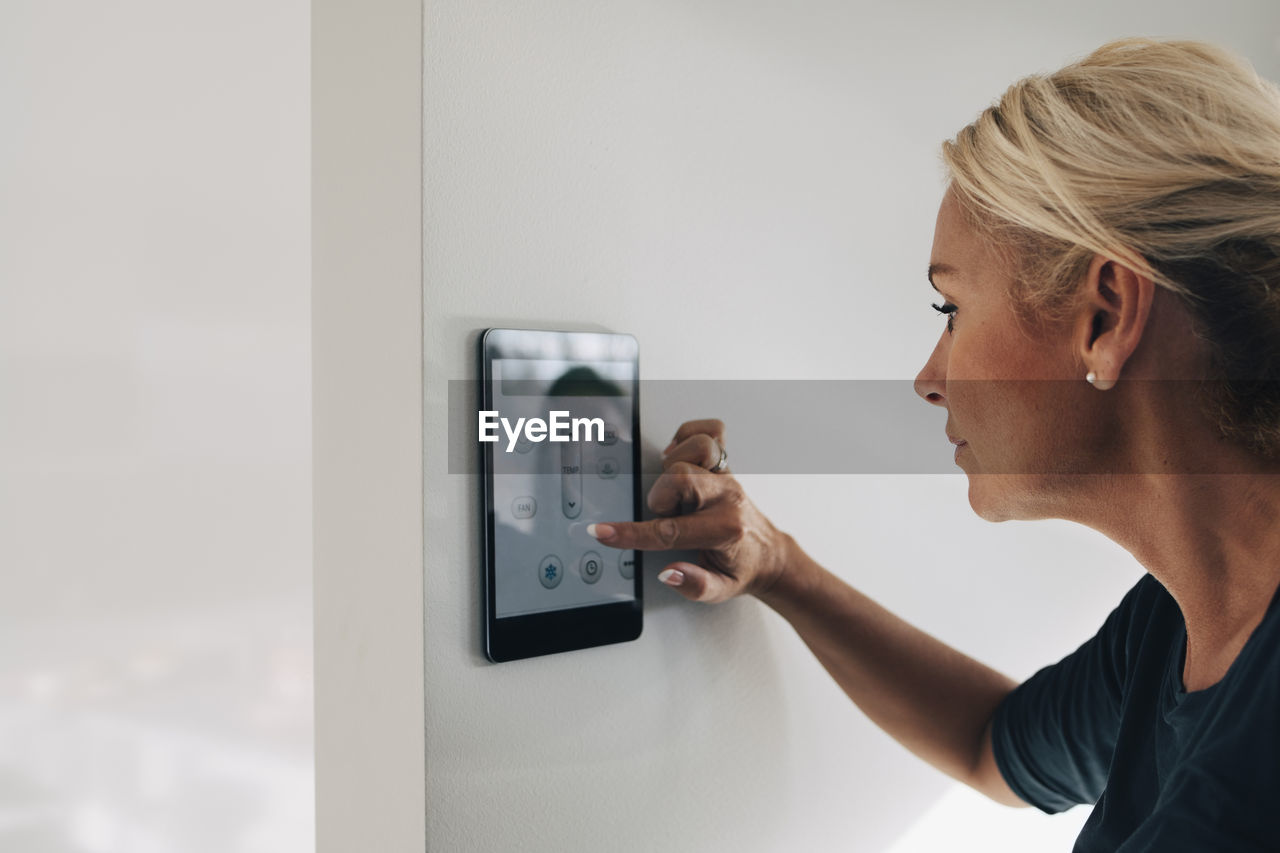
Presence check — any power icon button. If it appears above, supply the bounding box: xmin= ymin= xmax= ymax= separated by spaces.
xmin=580 ymin=551 xmax=603 ymax=584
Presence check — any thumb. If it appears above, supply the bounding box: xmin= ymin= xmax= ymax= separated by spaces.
xmin=656 ymin=561 xmax=735 ymax=603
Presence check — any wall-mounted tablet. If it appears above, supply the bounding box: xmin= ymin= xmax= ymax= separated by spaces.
xmin=479 ymin=328 xmax=642 ymax=662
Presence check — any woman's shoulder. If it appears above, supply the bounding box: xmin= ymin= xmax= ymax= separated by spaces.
xmin=1105 ymin=572 xmax=1179 ymax=638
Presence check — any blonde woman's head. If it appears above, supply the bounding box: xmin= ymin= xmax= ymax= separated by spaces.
xmin=942 ymin=38 xmax=1280 ymax=459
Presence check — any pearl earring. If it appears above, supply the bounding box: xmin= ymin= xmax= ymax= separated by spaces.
xmin=1087 ymin=370 xmax=1116 ymax=390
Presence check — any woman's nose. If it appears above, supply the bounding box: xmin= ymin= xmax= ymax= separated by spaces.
xmin=913 ymin=339 xmax=947 ymax=406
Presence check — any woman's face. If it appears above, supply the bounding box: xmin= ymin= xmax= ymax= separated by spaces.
xmin=913 ymin=190 xmax=1103 ymax=521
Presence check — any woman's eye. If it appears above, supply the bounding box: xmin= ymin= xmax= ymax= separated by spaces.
xmin=931 ymin=301 xmax=957 ymax=334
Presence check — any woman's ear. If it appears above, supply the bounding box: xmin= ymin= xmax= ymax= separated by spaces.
xmin=1076 ymin=254 xmax=1155 ymax=389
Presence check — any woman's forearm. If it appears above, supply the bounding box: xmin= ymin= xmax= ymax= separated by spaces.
xmin=757 ymin=535 xmax=1024 ymax=805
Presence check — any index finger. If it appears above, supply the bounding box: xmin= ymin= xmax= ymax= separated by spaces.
xmin=587 ymin=513 xmax=732 ymax=552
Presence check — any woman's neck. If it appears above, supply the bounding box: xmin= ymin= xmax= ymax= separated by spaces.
xmin=1090 ymin=471 xmax=1280 ymax=691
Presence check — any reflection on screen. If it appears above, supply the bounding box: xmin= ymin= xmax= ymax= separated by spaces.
xmin=491 ymin=358 xmax=636 ymax=618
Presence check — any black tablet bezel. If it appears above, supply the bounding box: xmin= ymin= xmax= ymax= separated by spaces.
xmin=480 ymin=328 xmax=643 ymax=663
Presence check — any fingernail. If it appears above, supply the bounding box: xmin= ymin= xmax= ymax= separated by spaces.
xmin=657 ymin=568 xmax=685 ymax=586
xmin=587 ymin=523 xmax=615 ymax=541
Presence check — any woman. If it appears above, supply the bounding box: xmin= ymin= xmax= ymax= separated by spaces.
xmin=589 ymin=38 xmax=1280 ymax=850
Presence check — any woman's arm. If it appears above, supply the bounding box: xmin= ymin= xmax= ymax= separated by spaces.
xmin=593 ymin=419 xmax=1027 ymax=805
xmin=759 ymin=536 xmax=1026 ymax=806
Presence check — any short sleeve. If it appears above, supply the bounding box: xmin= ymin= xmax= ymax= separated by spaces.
xmin=991 ymin=576 xmax=1155 ymax=814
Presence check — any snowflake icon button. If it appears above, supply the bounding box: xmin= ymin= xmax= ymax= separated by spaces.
xmin=538 ymin=554 xmax=564 ymax=589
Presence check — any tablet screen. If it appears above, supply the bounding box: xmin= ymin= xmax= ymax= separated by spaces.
xmin=488 ymin=355 xmax=639 ymax=618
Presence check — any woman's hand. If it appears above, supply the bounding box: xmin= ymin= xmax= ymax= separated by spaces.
xmin=588 ymin=419 xmax=794 ymax=603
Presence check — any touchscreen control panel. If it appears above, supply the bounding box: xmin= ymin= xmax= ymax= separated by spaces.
xmin=480 ymin=328 xmax=642 ymax=662
xmin=490 ymin=357 xmax=636 ymax=618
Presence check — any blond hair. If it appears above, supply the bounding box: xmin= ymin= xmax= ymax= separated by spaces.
xmin=942 ymin=37 xmax=1280 ymax=459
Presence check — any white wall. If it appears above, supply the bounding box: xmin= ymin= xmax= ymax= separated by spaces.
xmin=314 ymin=2 xmax=1280 ymax=852
xmin=0 ymin=2 xmax=312 ymax=851
xmin=312 ymin=0 xmax=424 ymax=850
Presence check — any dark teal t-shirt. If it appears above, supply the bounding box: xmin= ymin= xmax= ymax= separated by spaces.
xmin=992 ymin=573 xmax=1280 ymax=851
